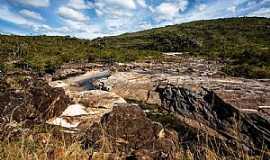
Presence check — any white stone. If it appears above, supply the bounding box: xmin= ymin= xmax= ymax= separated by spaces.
xmin=47 ymin=117 xmax=80 ymax=128
xmin=61 ymin=104 xmax=89 ymax=117
xmin=49 ymin=81 xmax=68 ymax=88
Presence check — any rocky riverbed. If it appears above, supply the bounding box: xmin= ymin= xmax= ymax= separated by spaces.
xmin=1 ymin=55 xmax=270 ymax=159
xmin=46 ymin=54 xmax=270 ymax=133
xmin=99 ymin=56 xmax=270 ymax=114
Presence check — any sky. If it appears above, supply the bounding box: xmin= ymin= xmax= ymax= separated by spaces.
xmin=0 ymin=0 xmax=269 ymax=39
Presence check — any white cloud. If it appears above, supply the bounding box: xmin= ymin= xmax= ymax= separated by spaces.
xmin=10 ymin=0 xmax=50 ymax=8
xmin=0 ymin=5 xmax=33 ymax=26
xmin=0 ymin=5 xmax=95 ymax=38
xmin=198 ymin=4 xmax=207 ymax=12
xmin=58 ymin=19 xmax=102 ymax=39
xmin=58 ymin=6 xmax=89 ymax=22
xmin=0 ymin=5 xmax=52 ymax=35
xmin=136 ymin=0 xmax=147 ymax=8
xmin=154 ymin=0 xmax=189 ymax=21
xmin=26 ymin=17 xmax=103 ymax=39
xmin=176 ymin=0 xmax=189 ymax=12
xmin=94 ymin=0 xmax=137 ymax=12
xmin=91 ymin=0 xmax=155 ymax=36
xmin=51 ymin=2 xmax=104 ymax=39
xmin=156 ymin=3 xmax=179 ymax=17
xmin=105 ymin=18 xmax=127 ymax=31
xmin=173 ymin=1 xmax=237 ymax=24
xmin=67 ymin=0 xmax=93 ymax=10
xmin=106 ymin=0 xmax=137 ymax=10
xmin=3 ymin=0 xmax=270 ymax=39
xmin=0 ymin=3 xmax=94 ymax=38
xmin=137 ymin=21 xmax=153 ymax=30
xmin=91 ymin=0 xmax=142 ymax=34
xmin=19 ymin=9 xmax=44 ymax=21
xmin=247 ymin=7 xmax=270 ymax=17
xmin=228 ymin=6 xmax=237 ymax=13
xmin=95 ymin=9 xmax=103 ymax=16
xmin=111 ymin=9 xmax=134 ymax=18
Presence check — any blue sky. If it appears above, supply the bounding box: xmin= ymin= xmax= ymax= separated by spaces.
xmin=0 ymin=0 xmax=269 ymax=39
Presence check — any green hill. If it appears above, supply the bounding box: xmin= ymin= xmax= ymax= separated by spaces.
xmin=91 ymin=17 xmax=270 ymax=78
xmin=93 ymin=17 xmax=270 ymax=54
xmin=1 ymin=17 xmax=270 ymax=78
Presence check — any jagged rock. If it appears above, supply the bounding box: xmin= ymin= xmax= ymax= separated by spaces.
xmin=0 ymin=72 xmax=71 ymax=123
xmin=155 ymin=84 xmax=270 ymax=159
xmin=82 ymin=104 xmax=180 ymax=160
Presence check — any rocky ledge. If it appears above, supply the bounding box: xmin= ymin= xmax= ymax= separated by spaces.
xmin=0 ymin=71 xmax=71 ymax=124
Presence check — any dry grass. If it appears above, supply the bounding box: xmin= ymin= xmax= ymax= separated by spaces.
xmin=0 ymin=129 xmax=267 ymax=160
xmin=0 ymin=141 xmax=89 ymax=160
xmin=0 ymin=117 xmax=269 ymax=160
xmin=0 ymin=124 xmax=90 ymax=160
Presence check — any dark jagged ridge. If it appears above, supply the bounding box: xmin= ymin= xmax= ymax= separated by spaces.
xmin=154 ymin=84 xmax=270 ymax=159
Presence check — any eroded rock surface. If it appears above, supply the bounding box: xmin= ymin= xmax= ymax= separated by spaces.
xmin=153 ymin=84 xmax=270 ymax=159
xmin=100 ymin=57 xmax=270 ymax=114
xmin=82 ymin=104 xmax=180 ymax=160
xmin=42 ymin=56 xmax=270 ymax=159
xmin=0 ymin=71 xmax=71 ymax=123
xmin=48 ymin=72 xmax=126 ymax=130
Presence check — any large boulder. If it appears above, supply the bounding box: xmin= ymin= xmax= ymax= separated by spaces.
xmin=0 ymin=71 xmax=71 ymax=123
xmin=154 ymin=84 xmax=270 ymax=159
xmin=82 ymin=104 xmax=180 ymax=159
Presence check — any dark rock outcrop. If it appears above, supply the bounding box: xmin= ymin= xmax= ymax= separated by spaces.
xmin=0 ymin=71 xmax=71 ymax=123
xmin=155 ymin=84 xmax=270 ymax=159
xmin=82 ymin=104 xmax=180 ymax=159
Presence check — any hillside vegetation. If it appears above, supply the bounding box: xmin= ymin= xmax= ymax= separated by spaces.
xmin=91 ymin=17 xmax=270 ymax=78
xmin=0 ymin=36 xmax=159 ymax=73
xmin=1 ymin=17 xmax=270 ymax=78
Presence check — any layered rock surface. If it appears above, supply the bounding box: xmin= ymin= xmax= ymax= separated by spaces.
xmin=0 ymin=71 xmax=71 ymax=123
xmin=154 ymin=84 xmax=270 ymax=158
xmin=100 ymin=56 xmax=270 ymax=115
